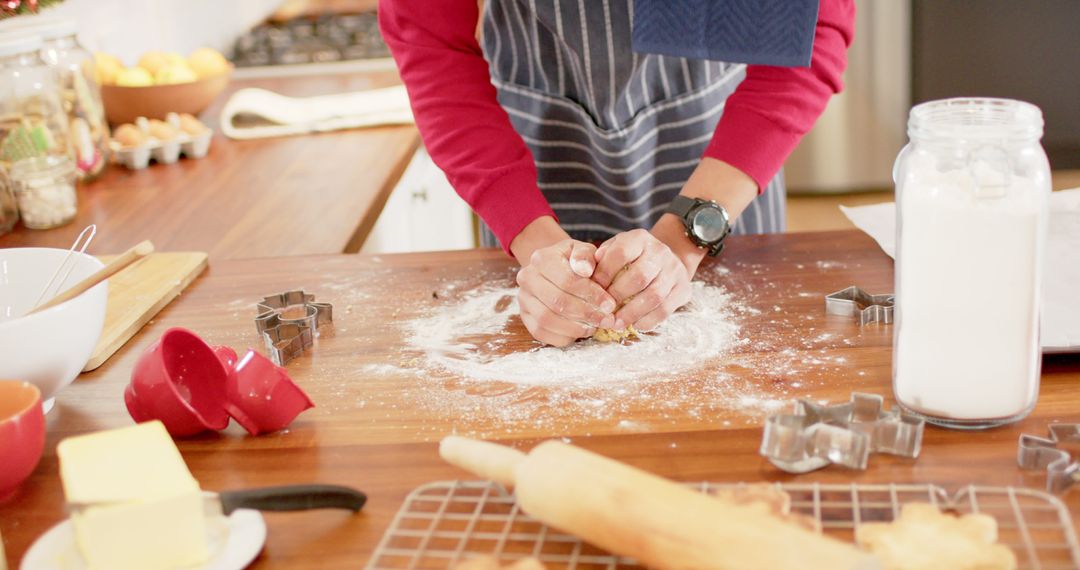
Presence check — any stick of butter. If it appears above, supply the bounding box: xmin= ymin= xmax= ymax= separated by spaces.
xmin=57 ymin=421 xmax=209 ymax=570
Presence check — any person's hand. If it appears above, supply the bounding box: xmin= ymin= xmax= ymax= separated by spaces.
xmin=516 ymin=239 xmax=618 ymax=347
xmin=592 ymin=229 xmax=693 ymax=332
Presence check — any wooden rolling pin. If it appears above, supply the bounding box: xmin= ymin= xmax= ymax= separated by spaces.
xmin=440 ymin=437 xmax=880 ymax=570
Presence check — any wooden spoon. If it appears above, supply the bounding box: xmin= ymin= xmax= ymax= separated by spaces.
xmin=28 ymin=240 xmax=154 ymax=316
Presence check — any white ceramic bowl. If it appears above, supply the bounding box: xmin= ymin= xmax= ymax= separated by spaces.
xmin=0 ymin=248 xmax=108 ymax=412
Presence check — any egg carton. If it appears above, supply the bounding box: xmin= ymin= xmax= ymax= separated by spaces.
xmin=111 ymin=114 xmax=213 ymax=170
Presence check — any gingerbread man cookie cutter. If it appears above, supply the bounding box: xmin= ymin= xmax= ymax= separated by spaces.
xmin=760 ymin=392 xmax=924 ymax=474
xmin=825 ymin=286 xmax=895 ymax=325
xmin=1018 ymin=424 xmax=1080 ymax=494
xmin=254 ymin=290 xmax=333 ymax=366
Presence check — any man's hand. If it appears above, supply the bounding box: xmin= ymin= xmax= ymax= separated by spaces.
xmin=590 ymin=158 xmax=759 ymax=332
xmin=516 ymin=239 xmax=618 ymax=347
xmin=591 ymin=229 xmax=693 ymax=332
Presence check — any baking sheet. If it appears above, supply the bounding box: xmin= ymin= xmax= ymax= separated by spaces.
xmin=840 ymin=188 xmax=1080 ymax=354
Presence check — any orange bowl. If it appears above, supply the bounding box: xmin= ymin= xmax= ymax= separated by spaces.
xmin=99 ymin=67 xmax=232 ymax=125
xmin=0 ymin=380 xmax=45 ymax=503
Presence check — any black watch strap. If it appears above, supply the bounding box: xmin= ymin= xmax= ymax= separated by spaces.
xmin=667 ymin=195 xmax=697 ymax=219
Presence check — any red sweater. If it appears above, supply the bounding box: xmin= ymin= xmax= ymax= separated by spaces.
xmin=379 ymin=0 xmax=855 ymax=252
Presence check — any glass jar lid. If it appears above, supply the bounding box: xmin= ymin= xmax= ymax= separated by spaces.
xmin=0 ymin=17 xmax=77 ymax=41
xmin=908 ymin=98 xmax=1044 ymax=142
xmin=10 ymin=155 xmax=75 ymax=181
xmin=0 ymin=33 xmax=42 ymax=57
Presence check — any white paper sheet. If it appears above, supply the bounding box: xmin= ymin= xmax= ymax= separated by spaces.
xmin=840 ymin=188 xmax=1080 ymax=353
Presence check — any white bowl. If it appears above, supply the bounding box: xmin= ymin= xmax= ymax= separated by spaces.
xmin=0 ymin=248 xmax=108 ymax=412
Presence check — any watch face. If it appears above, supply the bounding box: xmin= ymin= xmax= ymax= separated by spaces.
xmin=690 ymin=205 xmax=729 ymax=243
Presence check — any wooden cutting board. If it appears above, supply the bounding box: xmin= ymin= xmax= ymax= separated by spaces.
xmin=81 ymin=252 xmax=209 ymax=372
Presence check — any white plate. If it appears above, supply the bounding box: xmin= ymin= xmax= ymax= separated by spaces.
xmin=20 ymin=508 xmax=266 ymax=570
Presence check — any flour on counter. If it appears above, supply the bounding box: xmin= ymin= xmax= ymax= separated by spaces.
xmin=405 ymin=281 xmax=742 ymax=385
xmin=299 ymin=269 xmax=866 ymax=439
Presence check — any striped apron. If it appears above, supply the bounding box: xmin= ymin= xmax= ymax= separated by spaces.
xmin=478 ymin=0 xmax=786 ymax=249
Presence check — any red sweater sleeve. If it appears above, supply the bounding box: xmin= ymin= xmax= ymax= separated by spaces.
xmin=704 ymin=0 xmax=856 ymax=191
xmin=378 ymin=0 xmax=555 ymax=254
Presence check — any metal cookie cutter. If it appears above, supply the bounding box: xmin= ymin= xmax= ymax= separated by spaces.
xmin=825 ymin=286 xmax=894 ymax=325
xmin=254 ymin=290 xmax=333 ymax=366
xmin=760 ymin=393 xmax=924 ymax=474
xmin=1018 ymin=424 xmax=1080 ymax=493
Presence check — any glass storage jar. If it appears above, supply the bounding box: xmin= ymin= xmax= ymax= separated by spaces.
xmin=17 ymin=18 xmax=109 ymax=181
xmin=0 ymin=33 xmax=77 ymax=229
xmin=11 ymin=154 xmax=77 ymax=229
xmin=0 ymin=166 xmax=18 ymax=235
xmin=892 ymin=98 xmax=1051 ymax=429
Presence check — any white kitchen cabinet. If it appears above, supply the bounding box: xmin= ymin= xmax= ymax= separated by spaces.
xmin=361 ymin=147 xmax=477 ymax=254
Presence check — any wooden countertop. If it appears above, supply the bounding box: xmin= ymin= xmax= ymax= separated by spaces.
xmin=2 ymin=230 xmax=1079 ymax=568
xmin=0 ymin=69 xmax=420 ymax=260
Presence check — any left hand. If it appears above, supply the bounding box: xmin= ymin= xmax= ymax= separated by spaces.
xmin=591 ymin=228 xmax=693 ymax=332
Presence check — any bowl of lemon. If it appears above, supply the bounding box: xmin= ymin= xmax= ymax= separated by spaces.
xmin=96 ymin=48 xmax=232 ymax=125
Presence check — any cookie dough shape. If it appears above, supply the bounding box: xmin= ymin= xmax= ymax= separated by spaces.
xmin=453 ymin=556 xmax=546 ymax=570
xmin=855 ymin=503 xmax=1017 ymax=570
xmin=592 ymin=325 xmax=638 ymax=343
xmin=713 ymin=484 xmax=821 ymax=533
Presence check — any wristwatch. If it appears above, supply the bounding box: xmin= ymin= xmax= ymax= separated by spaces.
xmin=664 ymin=195 xmax=732 ymax=256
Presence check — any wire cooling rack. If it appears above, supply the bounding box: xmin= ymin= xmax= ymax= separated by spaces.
xmin=366 ymin=480 xmax=1080 ymax=570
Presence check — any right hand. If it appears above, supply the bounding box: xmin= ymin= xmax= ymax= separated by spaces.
xmin=516 ymin=239 xmax=618 ymax=347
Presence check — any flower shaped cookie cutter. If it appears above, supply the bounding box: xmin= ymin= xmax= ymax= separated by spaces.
xmin=254 ymin=290 xmax=333 ymax=366
xmin=825 ymin=286 xmax=895 ymax=325
xmin=1018 ymin=424 xmax=1080 ymax=494
xmin=760 ymin=392 xmax=924 ymax=474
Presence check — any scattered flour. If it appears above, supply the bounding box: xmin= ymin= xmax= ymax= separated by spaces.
xmin=301 ymin=269 xmax=870 ymax=439
xmin=360 ymin=363 xmax=411 ymax=376
xmin=406 ymin=281 xmax=741 ymax=385
xmin=815 ymin=261 xmax=848 ymax=270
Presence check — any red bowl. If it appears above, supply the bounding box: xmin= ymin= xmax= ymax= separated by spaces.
xmin=0 ymin=380 xmax=45 ymax=502
xmin=212 ymin=345 xmax=238 ymax=370
xmin=225 ymin=350 xmax=314 ymax=436
xmin=125 ymin=328 xmax=231 ymax=437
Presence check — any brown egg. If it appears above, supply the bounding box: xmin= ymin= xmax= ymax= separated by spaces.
xmin=113 ymin=124 xmax=146 ymax=147
xmin=177 ymin=113 xmax=208 ymax=135
xmin=147 ymin=119 xmax=179 ymax=140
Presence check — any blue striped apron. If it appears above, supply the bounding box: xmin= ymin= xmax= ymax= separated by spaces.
xmin=478 ymin=0 xmax=786 ymax=249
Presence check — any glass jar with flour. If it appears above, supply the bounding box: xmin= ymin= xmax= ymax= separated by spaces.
xmin=893 ymin=98 xmax=1050 ymax=429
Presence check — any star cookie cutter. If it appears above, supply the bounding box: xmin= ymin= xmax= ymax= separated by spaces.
xmin=254 ymin=290 xmax=333 ymax=366
xmin=825 ymin=286 xmax=895 ymax=325
xmin=1018 ymin=424 xmax=1080 ymax=494
xmin=760 ymin=392 xmax=924 ymax=474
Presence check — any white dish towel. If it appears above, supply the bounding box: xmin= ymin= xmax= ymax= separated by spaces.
xmin=219 ymin=86 xmax=414 ymax=140
xmin=840 ymin=188 xmax=1080 ymax=353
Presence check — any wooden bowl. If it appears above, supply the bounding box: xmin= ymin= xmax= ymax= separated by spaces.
xmin=100 ymin=67 xmax=232 ymax=125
